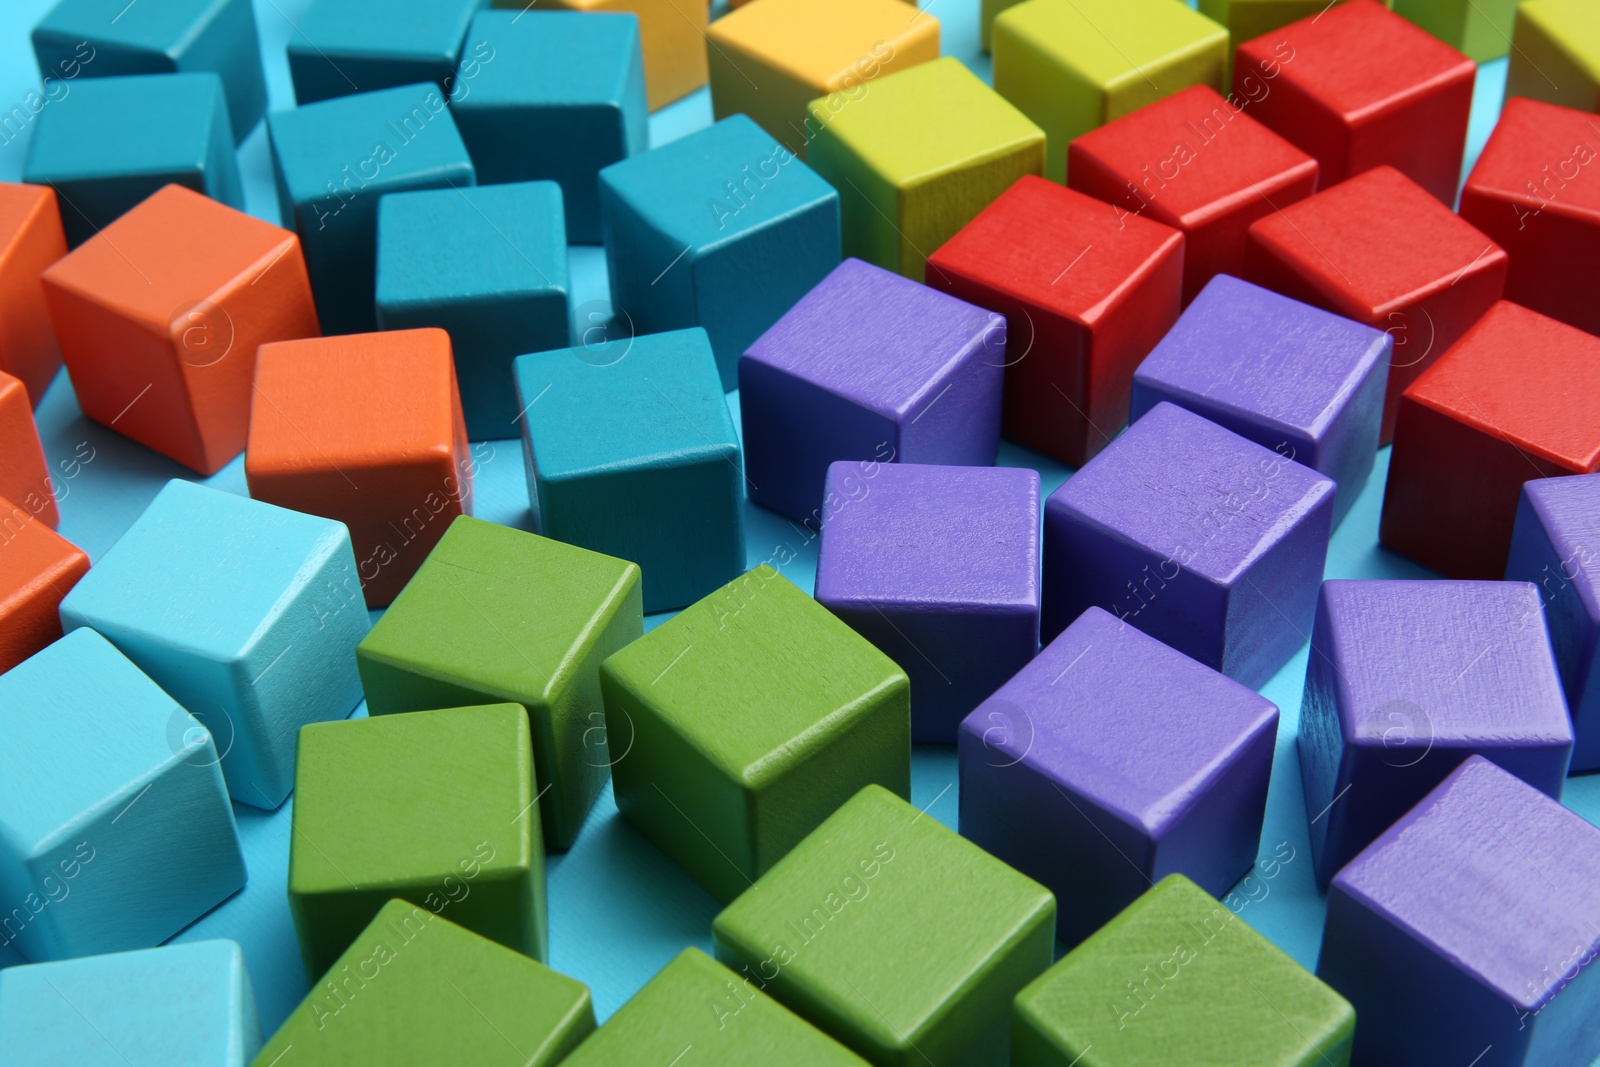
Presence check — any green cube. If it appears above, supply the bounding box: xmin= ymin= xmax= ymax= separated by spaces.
xmin=356 ymin=515 xmax=643 ymax=849
xmin=254 ymin=898 xmax=594 ymax=1067
xmin=1013 ymin=875 xmax=1354 ymax=1066
xmin=712 ymin=784 xmax=1056 ymax=1066
xmin=1508 ymin=0 xmax=1600 ymax=111
xmin=1197 ymin=0 xmax=1355 ymax=47
xmin=601 ymin=566 xmax=910 ymax=902
xmin=563 ymin=947 xmax=869 ymax=1065
xmin=289 ymin=704 xmax=545 ymax=980
xmin=1392 ymin=0 xmax=1518 ymax=61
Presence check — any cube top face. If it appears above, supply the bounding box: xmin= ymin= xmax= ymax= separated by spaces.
xmin=34 ymin=0 xmax=230 ymax=54
xmin=743 ymin=257 xmax=1004 ymax=419
xmin=294 ymin=0 xmax=482 ymax=65
xmin=602 ymin=568 xmax=907 ymax=785
xmin=1334 ymin=756 xmax=1600 ymax=1007
xmin=23 ymin=72 xmax=230 ymax=179
xmin=515 ymin=327 xmax=736 ymax=478
xmin=972 ymin=606 xmax=1279 ymax=835
xmin=709 ymin=0 xmax=931 ymax=91
xmin=1050 ymin=402 xmax=1335 ymax=585
xmin=1406 ymin=300 xmax=1600 ymax=470
xmin=1017 ymin=875 xmax=1353 ymax=1063
xmin=1522 ymin=474 xmax=1600 ymax=621
xmin=927 ymin=175 xmax=1184 ymax=328
xmin=814 ymin=462 xmax=1040 ymax=612
xmin=1465 ymin=96 xmax=1600 ymax=222
xmin=462 ymin=10 xmax=642 ymax=106
xmin=995 ymin=0 xmax=1227 ymax=89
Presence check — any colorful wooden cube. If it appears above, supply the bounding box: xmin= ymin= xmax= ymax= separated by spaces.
xmin=740 ymin=257 xmax=1005 ymax=523
xmin=1244 ymin=165 xmax=1507 ymax=444
xmin=0 ymin=628 xmax=245 ymax=962
xmin=267 ymin=83 xmax=475 ymax=334
xmin=992 ymin=0 xmax=1227 ymax=182
xmin=356 ymin=515 xmax=642 ymax=850
xmin=289 ymin=704 xmax=544 ymax=979
xmin=0 ymin=183 xmax=67 ymax=404
xmin=706 ymin=0 xmax=939 ymax=155
xmin=375 ymin=182 xmax=569 ymax=438
xmin=0 ymin=369 xmax=57 ymax=527
xmin=1235 ymin=0 xmax=1475 ymax=204
xmin=1319 ymin=756 xmax=1600 ymax=1065
xmin=1042 ymin=402 xmax=1334 ymax=685
xmin=497 ymin=0 xmax=706 ymax=111
xmin=1381 ymin=301 xmax=1600 ymax=578
xmin=450 ymin=11 xmax=646 ymax=243
xmin=806 ymin=57 xmax=1042 ymax=282
xmin=59 ymin=480 xmax=369 ymax=809
xmin=1508 ymin=0 xmax=1600 ymax=112
xmin=599 ymin=114 xmax=839 ymax=389
xmin=40 ymin=184 xmax=319 ymax=475
xmin=288 ymin=0 xmax=484 ymax=105
xmin=926 ymin=176 xmax=1183 ymax=469
xmin=961 ymin=606 xmax=1278 ymax=945
xmin=258 ymin=898 xmax=594 ymax=1066
xmin=0 ymin=941 xmax=260 ymax=1067
xmin=513 ymin=327 xmax=743 ymax=613
xmin=1196 ymin=0 xmax=1354 ymax=46
xmin=21 ymin=73 xmax=241 ymax=248
xmin=0 ymin=496 xmax=87 ymax=673
xmin=1131 ymin=274 xmax=1390 ymax=528
xmin=713 ymin=784 xmax=1056 ymax=1065
xmin=1299 ymin=580 xmax=1573 ymax=888
xmin=245 ymin=328 xmax=472 ymax=608
xmin=1015 ymin=874 xmax=1353 ymax=1066
xmin=1392 ymin=0 xmax=1519 ymax=60
xmin=1067 ymin=85 xmax=1318 ymax=302
xmin=32 ymin=0 xmax=267 ymax=144
xmin=601 ymin=567 xmax=909 ymax=901
xmin=816 ymin=463 xmax=1039 ymax=742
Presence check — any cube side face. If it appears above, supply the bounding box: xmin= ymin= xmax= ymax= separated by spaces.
xmin=1508 ymin=2 xmax=1600 ymax=112
xmin=1297 ymin=593 xmax=1352 ymax=884
xmin=1343 ymin=72 xmax=1475 ymax=205
xmin=0 ymin=184 xmax=67 ymax=406
xmin=0 ymin=377 xmax=57 ymax=527
xmin=1218 ymin=484 xmax=1332 ymax=687
xmin=894 ymin=331 xmax=1006 ymax=469
xmin=0 ymin=503 xmax=88 ymax=673
xmin=896 ymin=141 xmax=1044 ymax=284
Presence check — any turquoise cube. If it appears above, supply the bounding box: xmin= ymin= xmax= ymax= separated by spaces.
xmin=22 ymin=72 xmax=242 ymax=247
xmin=376 ymin=181 xmax=570 ymax=439
xmin=451 ymin=11 xmax=647 ymax=243
xmin=0 ymin=940 xmax=260 ymax=1066
xmin=32 ymin=0 xmax=267 ymax=144
xmin=513 ymin=327 xmax=744 ymax=612
xmin=288 ymin=0 xmax=487 ymax=105
xmin=58 ymin=480 xmax=369 ymax=810
xmin=0 ymin=630 xmax=245 ymax=962
xmin=599 ymin=114 xmax=840 ymax=389
xmin=267 ymin=83 xmax=475 ymax=334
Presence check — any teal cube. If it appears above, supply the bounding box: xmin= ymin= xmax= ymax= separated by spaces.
xmin=598 ymin=114 xmax=841 ymax=389
xmin=288 ymin=0 xmax=487 ymax=105
xmin=377 ymin=181 xmax=570 ymax=439
xmin=451 ymin=10 xmax=647 ymax=243
xmin=513 ymin=327 xmax=744 ymax=612
xmin=22 ymin=73 xmax=241 ymax=247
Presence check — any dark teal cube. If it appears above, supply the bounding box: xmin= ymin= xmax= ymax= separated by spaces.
xmin=287 ymin=0 xmax=486 ymax=106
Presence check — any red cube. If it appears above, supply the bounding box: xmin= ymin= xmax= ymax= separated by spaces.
xmin=1460 ymin=97 xmax=1600 ymax=338
xmin=925 ymin=175 xmax=1184 ymax=468
xmin=1068 ymin=84 xmax=1318 ymax=303
xmin=1234 ymin=0 xmax=1475 ymax=205
xmin=1244 ymin=165 xmax=1506 ymax=443
xmin=1381 ymin=301 xmax=1600 ymax=579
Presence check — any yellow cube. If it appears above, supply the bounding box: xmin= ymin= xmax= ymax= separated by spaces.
xmin=1508 ymin=0 xmax=1600 ymax=111
xmin=496 ymin=0 xmax=707 ymax=110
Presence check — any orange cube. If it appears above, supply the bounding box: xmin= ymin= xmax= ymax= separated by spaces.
xmin=0 ymin=370 xmax=58 ymax=527
xmin=245 ymin=329 xmax=473 ymax=607
xmin=0 ymin=496 xmax=89 ymax=673
xmin=42 ymin=184 xmax=319 ymax=475
xmin=0 ymin=183 xmax=68 ymax=406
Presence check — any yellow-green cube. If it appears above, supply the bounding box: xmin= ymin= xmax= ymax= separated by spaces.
xmin=1508 ymin=0 xmax=1600 ymax=111
xmin=1198 ymin=0 xmax=1359 ymax=47
xmin=1391 ymin=0 xmax=1516 ymax=61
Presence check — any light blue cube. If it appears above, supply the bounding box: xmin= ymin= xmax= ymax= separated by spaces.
xmin=58 ymin=480 xmax=369 ymax=809
xmin=0 ymin=940 xmax=261 ymax=1066
xmin=599 ymin=114 xmax=841 ymax=389
xmin=451 ymin=10 xmax=647 ymax=243
xmin=513 ymin=327 xmax=744 ymax=612
xmin=288 ymin=0 xmax=487 ymax=106
xmin=267 ymin=83 xmax=475 ymax=334
xmin=376 ymin=181 xmax=569 ymax=440
xmin=0 ymin=630 xmax=245 ymax=962
xmin=22 ymin=72 xmax=242 ymax=247
xmin=32 ymin=0 xmax=267 ymax=144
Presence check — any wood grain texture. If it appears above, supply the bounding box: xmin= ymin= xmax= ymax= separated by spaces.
xmin=0 ymin=183 xmax=66 ymax=406
xmin=0 ymin=495 xmax=87 ymax=672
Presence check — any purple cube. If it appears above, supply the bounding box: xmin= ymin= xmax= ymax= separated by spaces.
xmin=1041 ymin=401 xmax=1335 ymax=686
xmin=1319 ymin=756 xmax=1600 ymax=1066
xmin=738 ymin=257 xmax=1005 ymax=523
xmin=1130 ymin=274 xmax=1391 ymax=529
xmin=958 ymin=605 xmax=1278 ymax=944
xmin=1506 ymin=473 xmax=1600 ymax=771
xmin=1299 ymin=579 xmax=1574 ymax=888
xmin=815 ymin=462 xmax=1040 ymax=742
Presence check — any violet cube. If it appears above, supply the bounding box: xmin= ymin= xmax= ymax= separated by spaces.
xmin=1506 ymin=474 xmax=1600 ymax=772
xmin=739 ymin=257 xmax=1006 ymax=524
xmin=1130 ymin=275 xmax=1391 ymax=529
xmin=1299 ymin=579 xmax=1574 ymax=888
xmin=960 ymin=605 xmax=1278 ymax=945
xmin=815 ymin=462 xmax=1041 ymax=743
xmin=1319 ymin=756 xmax=1600 ymax=1066
xmin=1041 ymin=401 xmax=1335 ymax=686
